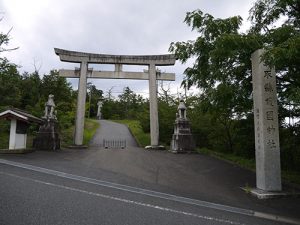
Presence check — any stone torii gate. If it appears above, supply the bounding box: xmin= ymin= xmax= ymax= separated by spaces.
xmin=54 ymin=48 xmax=176 ymax=147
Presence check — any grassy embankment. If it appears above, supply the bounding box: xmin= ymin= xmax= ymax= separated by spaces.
xmin=60 ymin=118 xmax=99 ymax=147
xmin=112 ymin=120 xmax=150 ymax=147
xmin=0 ymin=119 xmax=99 ymax=149
xmin=197 ymin=147 xmax=300 ymax=186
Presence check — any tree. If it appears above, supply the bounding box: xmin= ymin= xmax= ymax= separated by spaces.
xmin=249 ymin=0 xmax=300 ymax=170
xmin=169 ymin=9 xmax=261 ymax=152
xmin=86 ymin=82 xmax=104 ymax=118
xmin=0 ymin=21 xmax=21 ymax=109
xmin=41 ymin=70 xmax=73 ymax=103
xmin=169 ymin=0 xmax=300 ymax=169
xmin=19 ymin=72 xmax=42 ymax=113
xmin=118 ymin=87 xmax=145 ymax=119
xmin=0 ymin=20 xmax=18 ymax=53
xmin=40 ymin=70 xmax=75 ymax=129
xmin=249 ymin=0 xmax=300 ymax=117
xmin=0 ymin=58 xmax=21 ymax=108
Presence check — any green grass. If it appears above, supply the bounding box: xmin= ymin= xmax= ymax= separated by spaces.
xmin=197 ymin=147 xmax=300 ymax=186
xmin=83 ymin=119 xmax=100 ymax=145
xmin=112 ymin=120 xmax=150 ymax=147
xmin=197 ymin=147 xmax=256 ymax=171
xmin=0 ymin=119 xmax=99 ymax=149
xmin=60 ymin=118 xmax=99 ymax=147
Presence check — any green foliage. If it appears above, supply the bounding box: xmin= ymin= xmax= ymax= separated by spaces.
xmin=158 ymin=97 xmax=177 ymax=145
xmin=102 ymin=87 xmax=145 ymax=120
xmin=60 ymin=119 xmax=99 ymax=147
xmin=83 ymin=119 xmax=100 ymax=145
xmin=170 ymin=0 xmax=300 ymax=174
xmin=198 ymin=146 xmax=300 ymax=185
xmin=197 ymin=147 xmax=256 ymax=171
xmin=280 ymin=125 xmax=300 ymax=171
xmin=0 ymin=58 xmax=22 ymax=107
xmin=86 ymin=83 xmax=104 ymax=118
xmin=0 ymin=120 xmax=9 ymax=149
xmin=41 ymin=70 xmax=73 ymax=103
xmin=249 ymin=0 xmax=300 ymax=118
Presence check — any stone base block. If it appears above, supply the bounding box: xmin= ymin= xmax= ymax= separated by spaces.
xmin=242 ymin=187 xmax=300 ymax=199
xmin=33 ymin=119 xmax=60 ymax=151
xmin=170 ymin=134 xmax=195 ymax=153
xmin=145 ymin=145 xmax=166 ymax=150
xmin=67 ymin=145 xmax=88 ymax=149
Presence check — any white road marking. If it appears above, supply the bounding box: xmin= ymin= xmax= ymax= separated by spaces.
xmin=1 ymin=158 xmax=299 ymax=225
xmin=0 ymin=159 xmax=253 ymax=215
xmin=0 ymin=171 xmax=244 ymax=225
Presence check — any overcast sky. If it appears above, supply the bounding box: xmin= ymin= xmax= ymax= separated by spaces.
xmin=1 ymin=0 xmax=255 ymax=98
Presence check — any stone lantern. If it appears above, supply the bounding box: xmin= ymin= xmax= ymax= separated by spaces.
xmin=170 ymin=99 xmax=195 ymax=153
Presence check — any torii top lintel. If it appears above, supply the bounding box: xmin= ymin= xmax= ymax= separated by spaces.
xmin=54 ymin=48 xmax=176 ymax=66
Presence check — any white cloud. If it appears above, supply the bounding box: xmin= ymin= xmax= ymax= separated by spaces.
xmin=1 ymin=0 xmax=254 ymax=97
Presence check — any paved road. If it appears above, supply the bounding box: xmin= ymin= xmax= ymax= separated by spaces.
xmin=0 ymin=159 xmax=295 ymax=225
xmin=89 ymin=120 xmax=138 ymax=148
xmin=1 ymin=149 xmax=299 ymax=225
xmin=0 ymin=120 xmax=299 ymax=225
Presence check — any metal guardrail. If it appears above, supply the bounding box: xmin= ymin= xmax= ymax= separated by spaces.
xmin=103 ymin=139 xmax=126 ymax=149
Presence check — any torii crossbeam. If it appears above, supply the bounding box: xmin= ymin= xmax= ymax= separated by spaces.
xmin=54 ymin=48 xmax=176 ymax=147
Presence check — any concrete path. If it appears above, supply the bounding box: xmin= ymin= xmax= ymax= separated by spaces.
xmin=89 ymin=120 xmax=138 ymax=148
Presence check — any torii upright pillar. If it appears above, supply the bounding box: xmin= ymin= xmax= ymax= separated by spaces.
xmin=75 ymin=61 xmax=88 ymax=145
xmin=149 ymin=63 xmax=159 ymax=146
xmin=55 ymin=48 xmax=176 ymax=147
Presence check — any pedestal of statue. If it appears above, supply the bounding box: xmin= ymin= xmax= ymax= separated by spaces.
xmin=33 ymin=118 xmax=60 ymax=151
xmin=170 ymin=118 xmax=195 ymax=153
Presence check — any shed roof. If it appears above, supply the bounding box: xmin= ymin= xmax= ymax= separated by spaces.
xmin=0 ymin=108 xmax=43 ymax=124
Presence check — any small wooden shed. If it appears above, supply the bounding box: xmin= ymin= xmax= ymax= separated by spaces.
xmin=0 ymin=108 xmax=43 ymax=150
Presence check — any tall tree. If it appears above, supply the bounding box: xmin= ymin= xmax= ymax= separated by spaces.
xmin=169 ymin=0 xmax=300 ymax=166
xmin=249 ymin=0 xmax=300 ymax=118
xmin=0 ymin=23 xmax=21 ymax=109
xmin=169 ymin=9 xmax=261 ymax=152
xmin=41 ymin=70 xmax=73 ymax=103
xmin=0 ymin=58 xmax=21 ymax=108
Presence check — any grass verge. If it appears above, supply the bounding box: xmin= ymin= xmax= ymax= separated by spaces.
xmin=60 ymin=118 xmax=99 ymax=147
xmin=0 ymin=119 xmax=99 ymax=149
xmin=112 ymin=120 xmax=150 ymax=147
xmin=197 ymin=147 xmax=300 ymax=186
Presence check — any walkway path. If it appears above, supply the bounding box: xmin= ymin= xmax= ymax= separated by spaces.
xmin=89 ymin=120 xmax=138 ymax=148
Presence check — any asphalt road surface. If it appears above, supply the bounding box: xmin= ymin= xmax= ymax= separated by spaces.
xmin=0 ymin=120 xmax=299 ymax=225
xmin=89 ymin=120 xmax=138 ymax=148
xmin=0 ymin=159 xmax=295 ymax=225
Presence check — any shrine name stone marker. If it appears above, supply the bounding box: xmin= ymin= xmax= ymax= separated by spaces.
xmin=251 ymin=49 xmax=281 ymax=191
xmin=55 ymin=48 xmax=176 ymax=147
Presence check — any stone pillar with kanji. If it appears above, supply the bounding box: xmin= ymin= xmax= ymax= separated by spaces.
xmin=251 ymin=49 xmax=281 ymax=191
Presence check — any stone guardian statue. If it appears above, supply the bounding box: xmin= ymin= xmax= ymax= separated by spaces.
xmin=33 ymin=94 xmax=60 ymax=150
xmin=43 ymin=94 xmax=57 ymax=119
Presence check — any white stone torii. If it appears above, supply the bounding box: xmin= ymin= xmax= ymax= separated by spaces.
xmin=54 ymin=48 xmax=176 ymax=147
